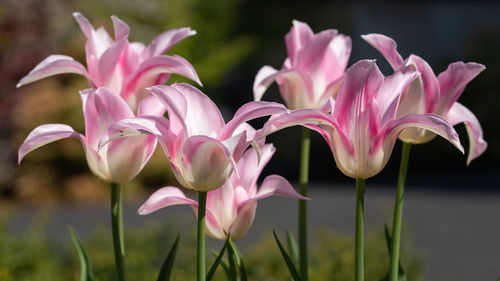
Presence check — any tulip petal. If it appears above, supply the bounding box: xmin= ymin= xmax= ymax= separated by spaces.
xmin=138 ymin=186 xmax=197 ymax=215
xmin=122 ymin=55 xmax=201 ymax=101
xmin=142 ymin=27 xmax=197 ymax=59
xmin=445 ymin=102 xmax=487 ymax=165
xmin=436 ymin=62 xmax=485 ymax=115
xmin=106 ymin=134 xmax=157 ymax=183
xmin=285 ymin=20 xmax=314 ymax=63
xmin=81 ymin=87 xmax=134 ymax=149
xmin=378 ymin=70 xmax=419 ymax=125
xmin=73 ymin=12 xmax=93 ymax=38
xmin=17 ymin=55 xmax=90 ymax=87
xmin=361 ymin=33 xmax=404 ymax=70
xmin=402 ymin=55 xmax=440 ymax=114
xmin=111 ymin=15 xmax=130 ymax=41
xmin=378 ymin=113 xmax=464 ymax=154
xmin=181 ymin=136 xmax=237 ymax=191
xmin=97 ymin=39 xmax=127 ymax=86
xmin=237 ymin=175 xmax=307 ymax=213
xmin=18 ymin=124 xmax=84 ymax=164
xmin=149 ymin=84 xmax=223 ymax=137
xmin=137 ymin=94 xmax=167 ymax=117
xmin=220 ymin=101 xmax=288 ymax=140
xmin=253 ymin=65 xmax=279 ymax=101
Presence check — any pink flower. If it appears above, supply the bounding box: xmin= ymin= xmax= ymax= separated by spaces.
xmin=362 ymin=33 xmax=486 ymax=164
xmin=17 ymin=12 xmax=201 ymax=112
xmin=253 ymin=20 xmax=351 ymax=110
xmin=102 ymin=83 xmax=288 ymax=191
xmin=138 ymin=144 xmax=306 ymax=240
xmin=258 ymin=60 xmax=464 ymax=179
xmin=18 ymin=87 xmax=162 ymax=184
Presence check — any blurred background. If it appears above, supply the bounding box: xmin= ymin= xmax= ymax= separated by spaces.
xmin=0 ymin=0 xmax=499 ymax=280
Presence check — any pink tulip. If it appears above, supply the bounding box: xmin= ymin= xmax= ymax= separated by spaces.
xmin=102 ymin=83 xmax=288 ymax=191
xmin=17 ymin=12 xmax=201 ymax=112
xmin=253 ymin=20 xmax=351 ymax=110
xmin=138 ymin=143 xmax=306 ymax=240
xmin=258 ymin=60 xmax=464 ymax=179
xmin=18 ymin=87 xmax=160 ymax=184
xmin=362 ymin=33 xmax=486 ymax=164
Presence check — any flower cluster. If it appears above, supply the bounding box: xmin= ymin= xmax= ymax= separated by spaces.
xmin=17 ymin=12 xmax=486 ymax=281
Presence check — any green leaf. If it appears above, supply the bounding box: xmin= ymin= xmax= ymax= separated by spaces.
xmin=156 ymin=235 xmax=180 ymax=281
xmin=68 ymin=226 xmax=95 ymax=281
xmin=273 ymin=230 xmax=302 ymax=281
xmin=377 ymin=225 xmax=407 ymax=281
xmin=227 ymin=238 xmax=248 ymax=281
xmin=286 ymin=230 xmax=299 ymax=266
xmin=207 ymin=237 xmax=229 ymax=281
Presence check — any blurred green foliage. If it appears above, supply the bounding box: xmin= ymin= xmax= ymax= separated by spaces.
xmin=0 ymin=212 xmax=424 ymax=281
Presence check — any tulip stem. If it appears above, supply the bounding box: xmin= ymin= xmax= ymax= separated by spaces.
xmin=111 ymin=183 xmax=125 ymax=281
xmin=298 ymin=127 xmax=310 ymax=281
xmin=355 ymin=178 xmax=365 ymax=281
xmin=389 ymin=142 xmax=412 ymax=281
xmin=197 ymin=191 xmax=207 ymax=281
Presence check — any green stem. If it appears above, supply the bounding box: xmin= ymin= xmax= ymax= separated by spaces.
xmin=389 ymin=142 xmax=412 ymax=281
xmin=197 ymin=191 xmax=207 ymax=281
xmin=111 ymin=183 xmax=125 ymax=281
xmin=355 ymin=178 xmax=365 ymax=281
xmin=298 ymin=127 xmax=310 ymax=281
xmin=227 ymin=239 xmax=239 ymax=281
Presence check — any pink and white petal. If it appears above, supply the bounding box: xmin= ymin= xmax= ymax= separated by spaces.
xmin=316 ymin=78 xmax=343 ymax=109
xmin=73 ymin=12 xmax=93 ymax=38
xmin=206 ymin=183 xmax=237 ymax=235
xmin=378 ymin=113 xmax=464 ymax=155
xmin=378 ymin=71 xmax=420 ymax=124
xmin=234 ymin=144 xmax=276 ymax=195
xmin=138 ymin=186 xmax=198 ymax=215
xmin=182 ymin=135 xmax=237 ymax=191
xmin=106 ymin=134 xmax=157 ymax=183
xmin=228 ymin=201 xmax=257 ymax=240
xmin=81 ymin=87 xmax=134 ymax=149
xmin=143 ymin=27 xmax=196 ymax=59
xmin=294 ymin=28 xmax=338 ymax=73
xmin=285 ymin=20 xmax=314 ymax=63
xmin=445 ymin=102 xmax=487 ymax=165
xmin=97 ymin=39 xmax=127 ymax=86
xmin=137 ymin=94 xmax=167 ymax=117
xmin=122 ymin=55 xmax=201 ymax=101
xmin=17 ymin=55 xmax=91 ymax=87
xmin=278 ymin=69 xmax=315 ymax=109
xmin=253 ymin=65 xmax=280 ymax=101
xmin=220 ymin=130 xmax=247 ymax=168
xmin=111 ymin=15 xmax=130 ymax=41
xmin=436 ymin=62 xmax=485 ymax=115
xmin=403 ymin=55 xmax=440 ymax=113
xmin=159 ymin=83 xmax=223 ymax=137
xmin=205 ymin=209 xmax=227 ymax=240
xmin=18 ymin=124 xmax=84 ymax=164
xmin=361 ymin=33 xmax=404 ymax=70
xmin=258 ymin=109 xmax=336 ymax=141
xmin=237 ymin=175 xmax=307 ymax=212
xmin=219 ymin=101 xmax=288 ymax=140
xmin=334 ymin=60 xmax=383 ymax=130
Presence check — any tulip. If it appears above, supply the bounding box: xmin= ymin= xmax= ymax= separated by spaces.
xmin=253 ymin=20 xmax=351 ymax=110
xmin=18 ymin=87 xmax=158 ymax=184
xmin=102 ymin=83 xmax=288 ymax=192
xmin=253 ymin=21 xmax=351 ymax=280
xmin=259 ymin=60 xmax=464 ymax=179
xmin=362 ymin=33 xmax=487 ymax=281
xmin=138 ymin=143 xmax=306 ymax=240
xmin=362 ymin=33 xmax=486 ymax=164
xmin=258 ymin=59 xmax=464 ymax=281
xmin=17 ymin=12 xmax=201 ymax=112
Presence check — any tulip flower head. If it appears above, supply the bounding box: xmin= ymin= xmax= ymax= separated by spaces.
xmin=17 ymin=12 xmax=201 ymax=112
xmin=259 ymin=60 xmax=464 ymax=179
xmin=362 ymin=33 xmax=486 ymax=164
xmin=18 ymin=87 xmax=159 ymax=184
xmin=102 ymin=83 xmax=288 ymax=191
xmin=138 ymin=144 xmax=306 ymax=240
xmin=254 ymin=20 xmax=352 ymax=110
